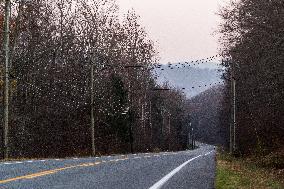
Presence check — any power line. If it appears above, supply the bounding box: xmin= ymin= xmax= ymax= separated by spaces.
xmin=152 ymin=54 xmax=222 ymax=69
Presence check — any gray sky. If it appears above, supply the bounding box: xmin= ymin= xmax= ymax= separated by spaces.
xmin=118 ymin=0 xmax=227 ymax=64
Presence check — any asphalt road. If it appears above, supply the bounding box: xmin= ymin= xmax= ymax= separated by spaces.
xmin=0 ymin=144 xmax=216 ymax=189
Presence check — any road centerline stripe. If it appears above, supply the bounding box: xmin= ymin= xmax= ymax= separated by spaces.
xmin=0 ymin=150 xmax=215 ymax=185
xmin=0 ymin=162 xmax=101 ymax=184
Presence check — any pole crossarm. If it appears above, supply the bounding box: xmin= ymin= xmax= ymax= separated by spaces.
xmin=124 ymin=65 xmax=145 ymax=68
xmin=151 ymin=88 xmax=171 ymax=91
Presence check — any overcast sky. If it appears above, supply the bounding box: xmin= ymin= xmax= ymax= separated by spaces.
xmin=117 ymin=0 xmax=227 ymax=64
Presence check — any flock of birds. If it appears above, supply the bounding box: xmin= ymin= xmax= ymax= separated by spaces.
xmin=152 ymin=54 xmax=224 ymax=90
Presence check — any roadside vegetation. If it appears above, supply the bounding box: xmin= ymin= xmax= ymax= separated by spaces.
xmin=216 ymin=151 xmax=284 ymax=189
xmin=190 ymin=1 xmax=284 ymax=187
xmin=0 ymin=0 xmax=192 ymax=159
xmin=218 ymin=0 xmax=283 ymax=156
xmin=215 ymin=1 xmax=284 ymax=187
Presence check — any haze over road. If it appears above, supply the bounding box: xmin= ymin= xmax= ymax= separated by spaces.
xmin=0 ymin=145 xmax=216 ymax=189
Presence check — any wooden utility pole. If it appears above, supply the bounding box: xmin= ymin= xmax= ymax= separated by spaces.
xmin=90 ymin=59 xmax=95 ymax=156
xmin=230 ymin=59 xmax=236 ymax=154
xmin=168 ymin=113 xmax=171 ymax=150
xmin=232 ymin=70 xmax=236 ymax=152
xmin=3 ymin=0 xmax=11 ymax=159
xmin=149 ymin=100 xmax=152 ymax=148
xmin=125 ymin=65 xmax=144 ymax=153
xmin=191 ymin=125 xmax=194 ymax=149
xmin=188 ymin=121 xmax=194 ymax=149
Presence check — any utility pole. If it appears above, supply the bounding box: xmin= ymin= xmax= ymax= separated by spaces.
xmin=128 ymin=111 xmax=134 ymax=154
xmin=168 ymin=113 xmax=171 ymax=150
xmin=232 ymin=69 xmax=236 ymax=152
xmin=126 ymin=66 xmax=133 ymax=153
xmin=188 ymin=121 xmax=194 ymax=150
xmin=193 ymin=126 xmax=196 ymax=148
xmin=150 ymin=88 xmax=171 ymax=150
xmin=3 ymin=0 xmax=11 ymax=159
xmin=230 ymin=59 xmax=236 ymax=154
xmin=149 ymin=100 xmax=152 ymax=149
xmin=90 ymin=58 xmax=95 ymax=156
xmin=191 ymin=125 xmax=194 ymax=150
xmin=125 ymin=65 xmax=144 ymax=153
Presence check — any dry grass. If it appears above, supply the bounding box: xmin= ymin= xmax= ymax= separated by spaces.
xmin=216 ymin=152 xmax=284 ymax=189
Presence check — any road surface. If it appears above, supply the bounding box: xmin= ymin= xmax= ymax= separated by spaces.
xmin=0 ymin=144 xmax=216 ymax=189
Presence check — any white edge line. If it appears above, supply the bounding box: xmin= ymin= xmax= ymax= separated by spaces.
xmin=149 ymin=155 xmax=202 ymax=189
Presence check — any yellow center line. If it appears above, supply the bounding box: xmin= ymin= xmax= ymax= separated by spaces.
xmin=0 ymin=154 xmax=157 ymax=184
xmin=0 ymin=162 xmax=100 ymax=184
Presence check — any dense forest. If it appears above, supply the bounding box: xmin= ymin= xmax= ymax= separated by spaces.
xmin=184 ymin=0 xmax=284 ymax=170
xmin=218 ymin=0 xmax=284 ymax=167
xmin=0 ymin=0 xmax=189 ymax=159
xmin=1 ymin=0 xmax=283 ymax=170
xmin=188 ymin=85 xmax=229 ymax=148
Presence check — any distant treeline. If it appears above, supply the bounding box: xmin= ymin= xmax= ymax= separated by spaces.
xmin=188 ymin=85 xmax=229 ymax=148
xmin=0 ymin=0 xmax=189 ymax=158
xmin=189 ymin=0 xmax=283 ymax=167
xmin=218 ymin=0 xmax=283 ymax=156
